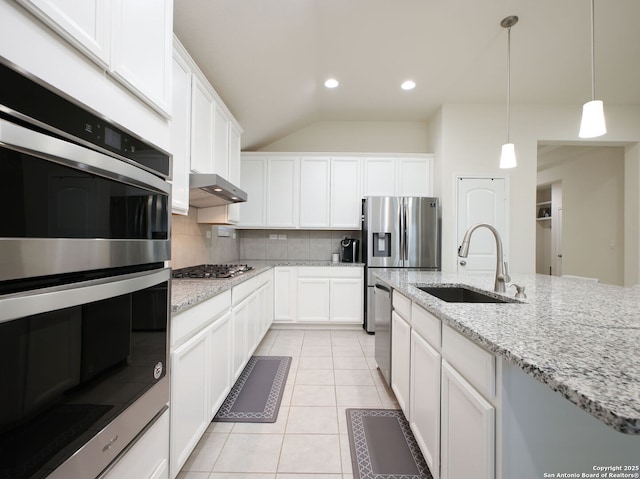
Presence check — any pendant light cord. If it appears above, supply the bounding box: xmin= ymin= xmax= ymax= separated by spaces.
xmin=590 ymin=0 xmax=596 ymax=101
xmin=506 ymin=25 xmax=512 ymax=143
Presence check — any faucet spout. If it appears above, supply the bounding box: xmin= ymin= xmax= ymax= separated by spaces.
xmin=458 ymin=223 xmax=510 ymax=292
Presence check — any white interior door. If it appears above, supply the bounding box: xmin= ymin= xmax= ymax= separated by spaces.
xmin=456 ymin=177 xmax=507 ymax=272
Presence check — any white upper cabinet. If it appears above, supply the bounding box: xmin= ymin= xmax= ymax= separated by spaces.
xmin=330 ymin=157 xmax=362 ymax=229
xmin=16 ymin=0 xmax=111 ymax=68
xmin=170 ymin=44 xmax=192 ymax=215
xmin=213 ymin=105 xmax=230 ymax=178
xmin=190 ymin=69 xmax=241 ymax=180
xmin=238 ymin=157 xmax=267 ymax=226
xmin=172 ymin=38 xmax=243 ymax=220
xmin=238 ymin=153 xmax=431 ymax=229
xmin=17 ymin=0 xmax=173 ymax=117
xmin=363 ymin=157 xmax=396 ymax=196
xmin=190 ymin=75 xmax=215 ymax=174
xmin=110 ymin=0 xmax=172 ymax=117
xmin=225 ymin=123 xmax=243 ymax=223
xmin=397 ymin=157 xmax=433 ymax=196
xmin=228 ymin=124 xmax=242 ymax=184
xmin=267 ymin=157 xmax=299 ymax=227
xmin=299 ymin=157 xmax=331 ymax=228
xmin=364 ymin=156 xmax=433 ymax=197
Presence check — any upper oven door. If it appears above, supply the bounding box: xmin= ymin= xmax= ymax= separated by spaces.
xmin=0 ymin=119 xmax=171 ymax=282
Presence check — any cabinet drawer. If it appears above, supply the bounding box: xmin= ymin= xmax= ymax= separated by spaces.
xmin=171 ymin=290 xmax=231 ymax=348
xmin=297 ymin=266 xmax=362 ymax=279
xmin=103 ymin=409 xmax=169 ymax=479
xmin=392 ymin=290 xmax=411 ymax=323
xmin=442 ymin=325 xmax=495 ymax=400
xmin=232 ymin=276 xmax=257 ymax=305
xmin=411 ymin=303 xmax=441 ymax=349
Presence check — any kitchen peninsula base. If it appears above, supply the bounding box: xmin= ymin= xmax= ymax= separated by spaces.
xmin=499 ymin=360 xmax=639 ymax=478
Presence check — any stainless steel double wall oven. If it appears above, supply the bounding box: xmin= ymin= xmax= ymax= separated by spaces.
xmin=0 ymin=59 xmax=171 ymax=479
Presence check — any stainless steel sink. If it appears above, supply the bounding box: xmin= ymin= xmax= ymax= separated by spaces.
xmin=416 ymin=285 xmax=517 ymax=303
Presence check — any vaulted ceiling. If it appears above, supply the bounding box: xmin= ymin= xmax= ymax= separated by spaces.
xmin=173 ymin=0 xmax=640 ymax=151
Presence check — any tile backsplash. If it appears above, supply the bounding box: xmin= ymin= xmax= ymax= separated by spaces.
xmin=170 ymin=211 xmax=239 ymax=269
xmin=238 ymin=230 xmax=361 ymax=261
xmin=171 ymin=210 xmax=361 ymax=266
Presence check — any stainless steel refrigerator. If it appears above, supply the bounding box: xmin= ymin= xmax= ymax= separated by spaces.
xmin=363 ymin=196 xmax=440 ymax=384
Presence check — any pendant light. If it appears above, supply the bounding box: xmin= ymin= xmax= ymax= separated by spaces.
xmin=499 ymin=16 xmax=518 ymax=169
xmin=579 ymin=0 xmax=606 ymax=138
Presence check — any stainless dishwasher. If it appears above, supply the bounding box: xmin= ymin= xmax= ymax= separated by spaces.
xmin=374 ymin=282 xmax=392 ymax=386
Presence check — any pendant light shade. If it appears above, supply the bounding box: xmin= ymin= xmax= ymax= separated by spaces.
xmin=579 ymin=100 xmax=606 ymax=138
xmin=500 ymin=143 xmax=517 ymax=169
xmin=579 ymin=0 xmax=606 ymax=138
xmin=499 ymin=15 xmax=518 ymax=169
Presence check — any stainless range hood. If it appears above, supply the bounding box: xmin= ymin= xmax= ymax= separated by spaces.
xmin=189 ymin=174 xmax=247 ymax=208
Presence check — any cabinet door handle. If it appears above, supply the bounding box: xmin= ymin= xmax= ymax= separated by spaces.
xmin=459 ymin=260 xmax=467 ymax=266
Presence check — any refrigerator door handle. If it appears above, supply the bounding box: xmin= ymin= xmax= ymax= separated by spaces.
xmin=403 ymin=200 xmax=409 ymax=264
xmin=398 ymin=200 xmax=404 ymax=263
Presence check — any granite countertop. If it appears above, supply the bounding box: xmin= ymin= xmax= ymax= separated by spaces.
xmin=372 ymin=269 xmax=640 ymax=434
xmin=171 ymin=260 xmax=364 ymax=314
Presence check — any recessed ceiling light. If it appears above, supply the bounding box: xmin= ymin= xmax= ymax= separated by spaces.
xmin=324 ymin=78 xmax=339 ymax=89
xmin=401 ymin=80 xmax=416 ymax=90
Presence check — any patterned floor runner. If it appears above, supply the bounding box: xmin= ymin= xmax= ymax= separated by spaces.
xmin=346 ymin=408 xmax=433 ymax=479
xmin=214 ymin=356 xmax=291 ymax=423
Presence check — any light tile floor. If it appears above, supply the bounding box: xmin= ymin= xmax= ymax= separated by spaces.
xmin=177 ymin=328 xmax=399 ymax=479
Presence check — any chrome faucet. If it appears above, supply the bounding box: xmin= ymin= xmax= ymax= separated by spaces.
xmin=458 ymin=223 xmax=510 ymax=292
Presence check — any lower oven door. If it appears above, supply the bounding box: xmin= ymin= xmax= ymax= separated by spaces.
xmin=0 ymin=267 xmax=170 ymax=479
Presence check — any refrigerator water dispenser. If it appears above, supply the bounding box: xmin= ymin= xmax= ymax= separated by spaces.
xmin=373 ymin=233 xmax=391 ymax=257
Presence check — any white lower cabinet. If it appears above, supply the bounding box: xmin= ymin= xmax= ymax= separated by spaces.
xmin=297 ymin=278 xmax=330 ymax=321
xmin=170 ymin=271 xmax=273 ymax=479
xmin=170 ymin=327 xmax=209 ymax=478
xmin=256 ymin=275 xmax=273 ymax=336
xmin=207 ymin=312 xmax=232 ymax=417
xmin=281 ymin=267 xmax=363 ymax=325
xmin=231 ymin=296 xmax=249 ymax=378
xmin=102 ymin=409 xmax=169 ymax=479
xmin=330 ymin=277 xmax=363 ymax=322
xmin=231 ymin=277 xmax=260 ymax=378
xmin=440 ymin=360 xmax=495 ymax=479
xmin=410 ymin=330 xmax=441 ymax=479
xmin=391 ymin=291 xmax=496 ymax=479
xmin=274 ymin=267 xmax=297 ymax=322
xmin=391 ymin=310 xmax=411 ymax=415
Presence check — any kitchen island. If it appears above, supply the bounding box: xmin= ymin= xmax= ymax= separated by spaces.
xmin=373 ymin=269 xmax=640 ymax=479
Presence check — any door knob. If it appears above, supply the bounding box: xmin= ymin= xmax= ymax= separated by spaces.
xmin=459 ymin=260 xmax=467 ymax=266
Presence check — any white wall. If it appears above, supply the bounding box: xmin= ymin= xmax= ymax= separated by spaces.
xmin=437 ymin=103 xmax=640 ymax=274
xmin=249 ymin=105 xmax=640 ymax=278
xmin=426 ymin=108 xmax=444 ymax=199
xmin=538 ymin=148 xmax=625 ymax=285
xmin=624 ymin=143 xmax=640 ymax=286
xmin=257 ymin=120 xmax=430 ymax=153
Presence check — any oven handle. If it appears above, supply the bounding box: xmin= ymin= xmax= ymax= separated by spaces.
xmin=0 ymin=118 xmax=170 ymax=195
xmin=0 ymin=268 xmax=170 ymax=324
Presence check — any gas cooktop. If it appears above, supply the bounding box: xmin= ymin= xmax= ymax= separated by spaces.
xmin=171 ymin=264 xmax=253 ymax=279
